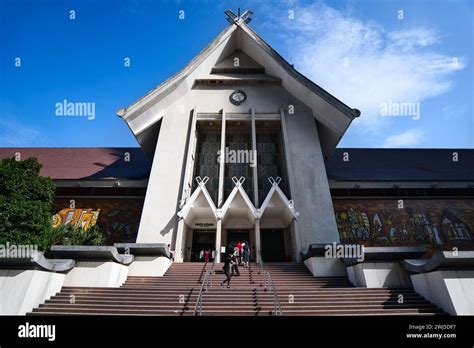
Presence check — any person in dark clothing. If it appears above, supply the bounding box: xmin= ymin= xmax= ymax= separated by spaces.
xmin=221 ymin=253 xmax=232 ymax=288
xmin=242 ymin=241 xmax=250 ymax=268
xmin=231 ymin=252 xmax=240 ymax=276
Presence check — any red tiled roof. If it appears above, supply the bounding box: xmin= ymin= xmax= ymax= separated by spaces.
xmin=0 ymin=148 xmax=151 ymax=180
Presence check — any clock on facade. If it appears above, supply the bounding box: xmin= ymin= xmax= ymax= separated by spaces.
xmin=229 ymin=90 xmax=247 ymax=106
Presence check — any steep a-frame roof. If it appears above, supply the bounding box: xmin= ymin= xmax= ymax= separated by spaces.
xmin=117 ymin=14 xmax=361 ymax=158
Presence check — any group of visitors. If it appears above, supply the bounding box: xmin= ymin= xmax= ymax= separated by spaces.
xmin=198 ymin=249 xmax=216 ymax=263
xmin=221 ymin=241 xmax=251 ymax=288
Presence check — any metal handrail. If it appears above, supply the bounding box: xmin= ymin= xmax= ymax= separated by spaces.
xmin=257 ymin=250 xmax=282 ymax=316
xmin=257 ymin=249 xmax=265 ymax=277
xmin=265 ymin=270 xmax=282 ymax=316
xmin=193 ymin=260 xmax=216 ymax=316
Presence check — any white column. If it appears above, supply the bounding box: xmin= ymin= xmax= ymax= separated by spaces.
xmin=216 ymin=110 xmax=226 ymax=263
xmin=174 ymin=219 xmax=186 ymax=263
xmin=174 ymin=108 xmax=197 ymax=263
xmin=180 ymin=107 xmax=198 ymax=203
xmin=255 ymin=218 xmax=262 ymax=263
xmin=217 ymin=110 xmax=226 ymax=207
xmin=251 ymin=108 xmax=259 ymax=206
xmin=251 ymin=108 xmax=261 ymax=263
xmin=215 ymin=219 xmax=223 ymax=263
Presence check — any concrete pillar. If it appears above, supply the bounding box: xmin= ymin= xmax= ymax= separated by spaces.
xmin=180 ymin=108 xmax=198 ymax=202
xmin=217 ymin=110 xmax=226 ymax=207
xmin=215 ymin=219 xmax=223 ymax=262
xmin=255 ymin=219 xmax=262 ymax=263
xmin=174 ymin=109 xmax=197 ymax=263
xmin=251 ymin=108 xmax=259 ymax=207
xmin=292 ymin=220 xmax=302 ymax=262
xmin=174 ymin=219 xmax=186 ymax=263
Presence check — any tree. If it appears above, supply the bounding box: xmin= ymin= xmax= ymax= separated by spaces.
xmin=0 ymin=157 xmax=55 ymax=250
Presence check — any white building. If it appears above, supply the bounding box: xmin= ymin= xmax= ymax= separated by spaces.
xmin=117 ymin=11 xmax=360 ymax=263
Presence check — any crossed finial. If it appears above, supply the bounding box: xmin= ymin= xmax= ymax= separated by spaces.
xmin=195 ymin=176 xmax=209 ymax=186
xmin=268 ymin=177 xmax=282 ymax=186
xmin=232 ymin=176 xmax=246 ymax=186
xmin=224 ymin=8 xmax=253 ymax=24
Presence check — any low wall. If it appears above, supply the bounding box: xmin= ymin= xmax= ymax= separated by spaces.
xmin=62 ymin=261 xmax=129 ymax=287
xmin=346 ymin=262 xmax=412 ymax=288
xmin=127 ymin=256 xmax=172 ymax=277
xmin=303 ymin=257 xmax=347 ymax=277
xmin=0 ymin=269 xmax=65 ymax=315
xmin=411 ymin=270 xmax=474 ymax=315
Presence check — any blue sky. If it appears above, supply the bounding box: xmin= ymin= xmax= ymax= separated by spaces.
xmin=0 ymin=0 xmax=472 ymax=149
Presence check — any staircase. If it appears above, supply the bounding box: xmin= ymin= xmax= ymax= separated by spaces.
xmin=29 ymin=262 xmax=444 ymax=316
xmin=264 ymin=263 xmax=444 ymax=315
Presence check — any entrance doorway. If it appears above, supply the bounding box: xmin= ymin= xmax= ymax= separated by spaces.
xmin=191 ymin=230 xmax=216 ymax=262
xmin=261 ymin=229 xmax=285 ymax=262
xmin=227 ymin=230 xmax=250 ymax=251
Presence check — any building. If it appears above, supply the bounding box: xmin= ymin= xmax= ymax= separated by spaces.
xmin=1 ymin=11 xmax=473 ymax=317
xmin=2 ymin=12 xmax=473 ymax=261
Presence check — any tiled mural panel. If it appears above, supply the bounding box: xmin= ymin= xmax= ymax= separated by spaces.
xmin=333 ymin=199 xmax=474 ymax=250
xmin=53 ymin=198 xmax=144 ymax=245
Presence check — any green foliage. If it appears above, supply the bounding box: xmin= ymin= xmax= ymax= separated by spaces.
xmin=0 ymin=157 xmax=105 ymax=252
xmin=43 ymin=224 xmax=105 ymax=255
xmin=0 ymin=157 xmax=55 ymax=250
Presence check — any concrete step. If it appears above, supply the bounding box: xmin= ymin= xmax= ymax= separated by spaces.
xmin=28 ymin=262 xmax=445 ymax=316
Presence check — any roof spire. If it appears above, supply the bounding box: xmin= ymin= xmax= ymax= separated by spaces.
xmin=224 ymin=9 xmax=253 ymax=24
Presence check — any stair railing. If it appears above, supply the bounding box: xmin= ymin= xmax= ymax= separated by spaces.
xmin=265 ymin=269 xmax=282 ymax=316
xmin=257 ymin=250 xmax=282 ymax=316
xmin=193 ymin=260 xmax=216 ymax=316
xmin=257 ymin=250 xmax=267 ymax=288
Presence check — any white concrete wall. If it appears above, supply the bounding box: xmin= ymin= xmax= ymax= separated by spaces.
xmin=304 ymin=257 xmax=347 ymax=277
xmin=411 ymin=270 xmax=474 ymax=315
xmin=136 ymin=101 xmax=192 ymax=245
xmin=62 ymin=261 xmax=128 ymax=287
xmin=135 ymin=84 xmax=341 ymax=254
xmin=347 ymin=262 xmax=412 ymax=288
xmin=0 ymin=270 xmax=65 ymax=315
xmin=127 ymin=256 xmax=172 ymax=277
xmin=285 ymin=108 xmax=340 ymax=250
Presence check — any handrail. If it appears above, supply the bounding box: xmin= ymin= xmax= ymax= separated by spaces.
xmin=257 ymin=249 xmax=265 ymax=279
xmin=193 ymin=259 xmax=216 ymax=316
xmin=257 ymin=250 xmax=282 ymax=316
xmin=265 ymin=270 xmax=282 ymax=316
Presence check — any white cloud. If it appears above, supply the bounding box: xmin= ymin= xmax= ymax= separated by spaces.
xmin=387 ymin=28 xmax=441 ymax=52
xmin=0 ymin=118 xmax=50 ymax=147
xmin=273 ymin=2 xmax=465 ymax=133
xmin=382 ymin=129 xmax=424 ymax=148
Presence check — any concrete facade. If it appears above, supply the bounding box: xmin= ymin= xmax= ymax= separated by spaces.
xmin=118 ymin=19 xmax=357 ymax=262
xmin=304 ymin=257 xmax=347 ymax=277
xmin=62 ymin=261 xmax=129 ymax=288
xmin=0 ymin=270 xmax=65 ymax=315
xmin=347 ymin=262 xmax=413 ymax=288
xmin=411 ymin=270 xmax=474 ymax=315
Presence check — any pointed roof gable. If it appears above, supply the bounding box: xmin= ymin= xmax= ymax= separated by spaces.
xmin=117 ymin=15 xmax=360 ymax=158
xmin=212 ymin=49 xmax=264 ymax=74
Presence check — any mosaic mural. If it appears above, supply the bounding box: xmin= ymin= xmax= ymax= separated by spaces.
xmin=52 ymin=198 xmax=144 ymax=245
xmin=332 ymin=199 xmax=474 ymax=250
xmin=52 ymin=208 xmax=100 ymax=231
